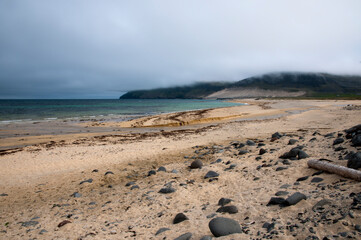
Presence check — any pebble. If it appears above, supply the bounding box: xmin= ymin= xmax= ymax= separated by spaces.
xmin=259 ymin=148 xmax=267 ymax=155
xmin=155 ymin=227 xmax=170 ymax=235
xmin=275 ymin=191 xmax=289 ymax=196
xmin=0 ymin=193 xmax=8 ymax=197
xmin=71 ymin=192 xmax=82 ymax=198
xmin=190 ymin=159 xmax=203 ymax=169
xmin=284 ymin=192 xmax=307 ymax=206
xmin=157 ymin=166 xmax=166 ymax=172
xmin=276 ymin=167 xmax=288 ymax=171
xmin=171 ymin=169 xmax=179 ymax=174
xmin=57 ymin=220 xmax=71 ymax=228
xmin=297 ymin=176 xmax=309 ymax=181
xmin=288 ymin=139 xmax=298 ymax=145
xmin=174 ymin=232 xmax=192 ymax=240
xmin=79 ymin=178 xmax=93 ymax=184
xmin=104 ymin=171 xmax=114 ymax=176
xmin=298 ymin=150 xmax=309 ymax=159
xmin=311 ymin=177 xmax=324 ymax=183
xmin=204 ymin=171 xmax=219 ymax=179
xmin=39 ymin=229 xmax=48 ymax=235
xmin=333 ymin=138 xmax=344 ymax=145
xmin=246 ymin=140 xmax=256 ymax=146
xmin=148 ymin=170 xmax=156 ymax=176
xmin=267 ymin=197 xmax=286 ymax=206
xmin=21 ymin=221 xmax=39 ymax=227
xmin=209 ymin=217 xmax=242 ymax=237
xmin=173 ymin=213 xmax=189 ymax=224
xmin=159 ymin=187 xmax=176 ymax=194
xmin=125 ymin=181 xmax=136 ymax=187
xmin=262 ymin=222 xmax=275 ymax=232
xmin=130 ymin=185 xmax=139 ymax=190
xmin=216 ymin=205 xmax=238 ymax=214
xmin=238 ymin=150 xmax=249 ymax=155
xmin=218 ymin=198 xmax=232 ymax=206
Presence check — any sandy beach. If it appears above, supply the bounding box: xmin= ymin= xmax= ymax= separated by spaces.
xmin=1 ymin=99 xmax=361 ymax=239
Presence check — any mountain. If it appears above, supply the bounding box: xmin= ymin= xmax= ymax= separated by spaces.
xmin=120 ymin=72 xmax=361 ymax=99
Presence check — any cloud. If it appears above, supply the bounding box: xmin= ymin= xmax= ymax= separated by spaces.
xmin=0 ymin=0 xmax=360 ymax=98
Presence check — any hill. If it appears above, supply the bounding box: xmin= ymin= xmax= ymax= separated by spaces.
xmin=120 ymin=72 xmax=361 ymax=99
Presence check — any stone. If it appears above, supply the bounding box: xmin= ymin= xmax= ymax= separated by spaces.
xmin=297 ymin=176 xmax=309 ymax=181
xmin=333 ymin=138 xmax=344 ymax=145
xmin=0 ymin=193 xmax=8 ymax=197
xmin=276 ymin=167 xmax=288 ymax=171
xmin=159 ymin=187 xmax=176 ymax=194
xmin=218 ymin=198 xmax=232 ymax=206
xmin=267 ymin=197 xmax=286 ymax=206
xmin=311 ymin=177 xmax=324 ymax=183
xmin=190 ymin=159 xmax=203 ymax=169
xmin=79 ymin=178 xmax=93 ymax=184
xmin=352 ymin=134 xmax=361 ymax=146
xmin=173 ymin=213 xmax=189 ymax=224
xmin=272 ymin=132 xmax=282 ymax=139
xmin=71 ymin=192 xmax=82 ymax=198
xmin=174 ymin=232 xmax=192 ymax=240
xmin=57 ymin=220 xmax=71 ymax=228
xmin=125 ymin=181 xmax=136 ymax=187
xmin=259 ymin=148 xmax=267 ymax=155
xmin=345 ymin=124 xmax=361 ymax=134
xmin=246 ymin=140 xmax=256 ymax=146
xmin=130 ymin=185 xmax=139 ymax=190
xmin=216 ymin=205 xmax=238 ymax=214
xmin=155 ymin=227 xmax=170 ymax=235
xmin=21 ymin=221 xmax=39 ymax=227
xmin=288 ymin=139 xmax=298 ymax=145
xmin=157 ymin=166 xmax=166 ymax=172
xmin=298 ymin=150 xmax=309 ymax=159
xmin=262 ymin=222 xmax=275 ymax=232
xmin=238 ymin=150 xmax=249 ymax=155
xmin=347 ymin=152 xmax=361 ymax=169
xmin=148 ymin=170 xmax=156 ymax=176
xmin=283 ymin=192 xmax=307 ymax=206
xmin=275 ymin=191 xmax=289 ymax=196
xmin=204 ymin=171 xmax=219 ymax=179
xmin=208 ymin=217 xmax=242 ymax=237
xmin=104 ymin=171 xmax=114 ymax=176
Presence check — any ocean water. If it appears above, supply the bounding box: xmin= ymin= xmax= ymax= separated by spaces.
xmin=0 ymin=99 xmax=244 ymax=123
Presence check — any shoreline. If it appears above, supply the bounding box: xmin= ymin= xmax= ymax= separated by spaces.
xmin=0 ymin=99 xmax=361 ymax=239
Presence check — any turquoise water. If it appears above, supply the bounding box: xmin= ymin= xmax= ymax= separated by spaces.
xmin=0 ymin=99 xmax=244 ymax=122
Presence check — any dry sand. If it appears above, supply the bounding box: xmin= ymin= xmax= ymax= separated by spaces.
xmin=0 ymin=99 xmax=361 ymax=239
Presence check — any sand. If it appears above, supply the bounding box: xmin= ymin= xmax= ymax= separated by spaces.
xmin=0 ymin=99 xmax=361 ymax=239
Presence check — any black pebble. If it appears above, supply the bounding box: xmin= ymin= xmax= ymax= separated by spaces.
xmin=283 ymin=192 xmax=307 ymax=206
xmin=157 ymin=166 xmax=166 ymax=172
xmin=297 ymin=176 xmax=309 ymax=181
xmin=275 ymin=191 xmax=289 ymax=196
xmin=208 ymin=217 xmax=242 ymax=237
xmin=190 ymin=159 xmax=203 ymax=169
xmin=311 ymin=177 xmax=324 ymax=183
xmin=333 ymin=138 xmax=344 ymax=145
xmin=79 ymin=178 xmax=93 ymax=184
xmin=104 ymin=171 xmax=114 ymax=176
xmin=173 ymin=213 xmax=189 ymax=224
xmin=148 ymin=170 xmax=156 ymax=176
xmin=155 ymin=228 xmax=170 ymax=235
xmin=218 ymin=198 xmax=232 ymax=206
xmin=204 ymin=171 xmax=219 ymax=179
xmin=267 ymin=197 xmax=286 ymax=206
xmin=159 ymin=187 xmax=176 ymax=194
xmin=216 ymin=205 xmax=238 ymax=214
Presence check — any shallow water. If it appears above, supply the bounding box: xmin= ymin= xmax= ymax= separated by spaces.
xmin=0 ymin=99 xmax=244 ymax=122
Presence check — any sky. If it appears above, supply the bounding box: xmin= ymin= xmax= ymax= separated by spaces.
xmin=0 ymin=0 xmax=360 ymax=99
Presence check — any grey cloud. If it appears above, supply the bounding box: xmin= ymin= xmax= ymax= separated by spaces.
xmin=0 ymin=0 xmax=360 ymax=98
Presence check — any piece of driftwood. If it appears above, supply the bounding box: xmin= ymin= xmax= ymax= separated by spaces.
xmin=307 ymin=159 xmax=361 ymax=181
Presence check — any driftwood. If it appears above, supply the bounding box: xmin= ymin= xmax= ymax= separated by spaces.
xmin=307 ymin=159 xmax=361 ymax=181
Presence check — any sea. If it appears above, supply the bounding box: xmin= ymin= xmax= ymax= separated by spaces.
xmin=0 ymin=99 xmax=244 ymax=123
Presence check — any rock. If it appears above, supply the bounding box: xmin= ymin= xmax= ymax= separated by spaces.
xmin=148 ymin=170 xmax=156 ymax=176
xmin=209 ymin=217 xmax=242 ymax=237
xmin=57 ymin=220 xmax=71 ymax=228
xmin=155 ymin=227 xmax=170 ymax=235
xmin=174 ymin=232 xmax=192 ymax=240
xmin=280 ymin=184 xmax=291 ymax=189
xmin=259 ymin=148 xmax=267 ymax=155
xmin=190 ymin=159 xmax=203 ymax=169
xmin=238 ymin=150 xmax=249 ymax=155
xmin=216 ymin=205 xmax=238 ymax=214
xmin=297 ymin=176 xmax=309 ymax=181
xmin=333 ymin=138 xmax=344 ymax=145
xmin=272 ymin=132 xmax=282 ymax=139
xmin=345 ymin=124 xmax=361 ymax=134
xmin=159 ymin=187 xmax=176 ymax=194
xmin=280 ymin=148 xmax=300 ymax=159
xmin=298 ymin=150 xmax=309 ymax=159
xmin=246 ymin=140 xmax=256 ymax=146
xmin=92 ymin=169 xmax=99 ymax=172
xmin=275 ymin=191 xmax=289 ymax=196
xmin=0 ymin=193 xmax=8 ymax=197
xmin=204 ymin=171 xmax=219 ymax=179
xmin=312 ymin=199 xmax=331 ymax=212
xmin=104 ymin=171 xmax=114 ymax=176
xmin=218 ymin=198 xmax=232 ymax=206
xmin=21 ymin=221 xmax=39 ymax=227
xmin=283 ymin=192 xmax=307 ymax=206
xmin=347 ymin=152 xmax=361 ymax=169
xmin=173 ymin=213 xmax=189 ymax=224
xmin=79 ymin=178 xmax=93 ymax=184
xmin=130 ymin=185 xmax=139 ymax=190
xmin=171 ymin=169 xmax=179 ymax=173
xmin=267 ymin=197 xmax=286 ymax=206
xmin=39 ymin=229 xmax=48 ymax=235
xmin=125 ymin=181 xmax=136 ymax=187
xmin=352 ymin=134 xmax=361 ymax=146
xmin=157 ymin=166 xmax=166 ymax=172
xmin=311 ymin=177 xmax=324 ymax=183
xmin=276 ymin=167 xmax=288 ymax=171
xmin=200 ymin=236 xmax=213 ymax=240
xmin=71 ymin=192 xmax=81 ymax=198
xmin=288 ymin=139 xmax=298 ymax=145
xmin=262 ymin=222 xmax=275 ymax=232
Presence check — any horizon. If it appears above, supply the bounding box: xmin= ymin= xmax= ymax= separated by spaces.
xmin=1 ymin=1 xmax=361 ymax=99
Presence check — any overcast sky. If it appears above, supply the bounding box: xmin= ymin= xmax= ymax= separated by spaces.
xmin=0 ymin=0 xmax=360 ymax=99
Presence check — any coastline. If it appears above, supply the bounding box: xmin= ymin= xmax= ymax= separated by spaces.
xmin=0 ymin=99 xmax=361 ymax=239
